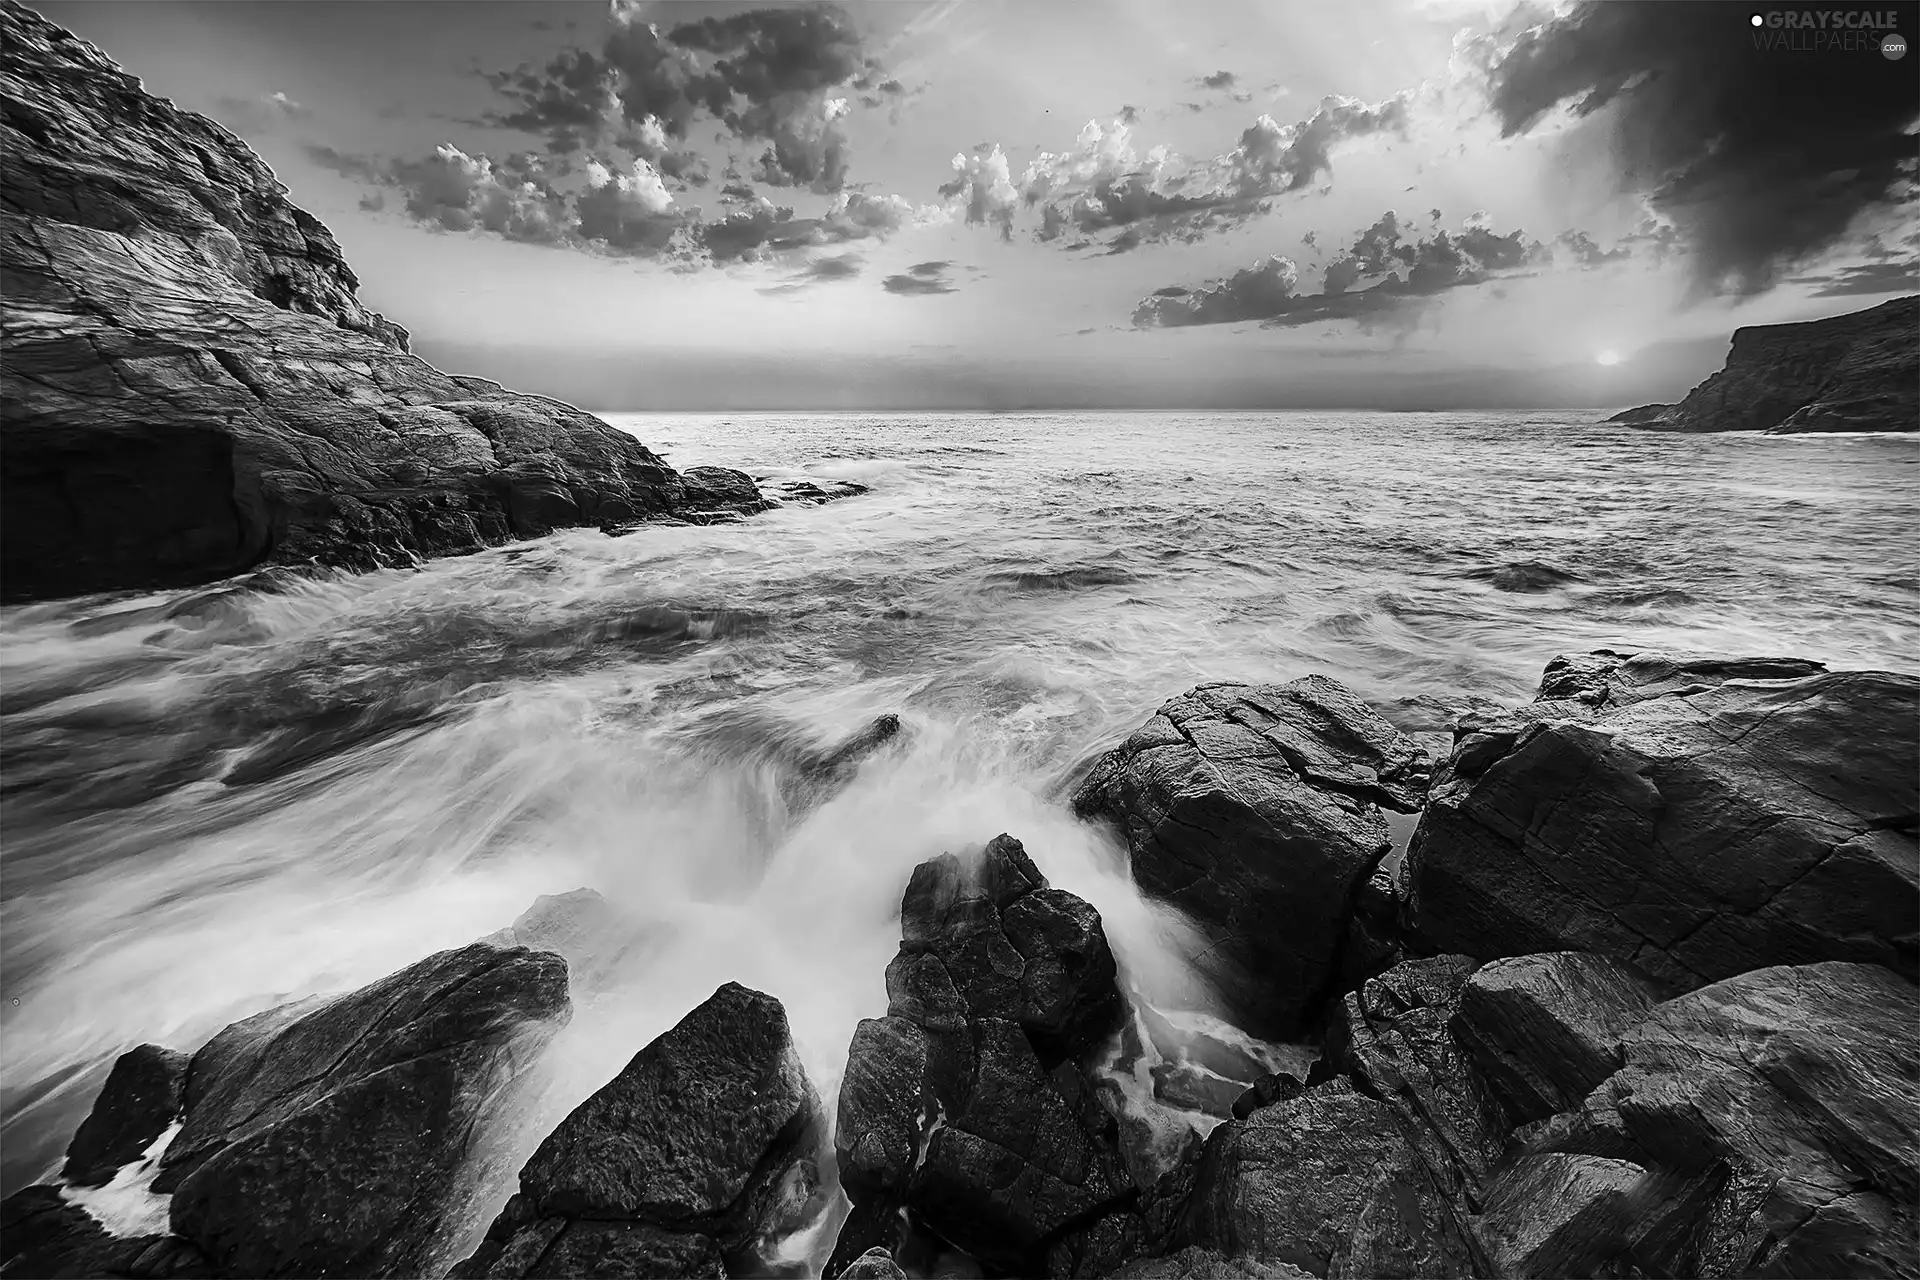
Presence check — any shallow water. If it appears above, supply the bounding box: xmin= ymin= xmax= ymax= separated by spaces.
xmin=3 ymin=411 xmax=1915 ymax=1255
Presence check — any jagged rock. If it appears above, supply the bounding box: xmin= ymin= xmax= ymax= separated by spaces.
xmin=1072 ymin=677 xmax=1428 ymax=1034
xmin=1109 ymin=1246 xmax=1313 ymax=1278
xmin=1468 ymin=1153 xmax=1649 ymax=1279
xmin=780 ymin=713 xmax=906 ymax=816
xmin=1325 ymin=956 xmax=1509 ymax=1205
xmin=1606 ymin=296 xmax=1918 ymax=433
xmin=155 ymin=943 xmax=569 ymax=1278
xmin=1172 ymin=1078 xmax=1480 ymax=1278
xmin=0 ymin=1184 xmax=157 ymax=1278
xmin=829 ymin=835 xmax=1133 ymax=1277
xmin=458 ymin=982 xmax=825 ymax=1279
xmin=1554 ymin=961 xmax=1920 ymax=1277
xmin=61 ymin=1043 xmax=188 ymax=1187
xmin=0 ymin=3 xmax=767 ymax=603
xmin=1452 ymin=952 xmax=1662 ymax=1126
xmin=837 ymin=1246 xmax=907 ymax=1279
xmin=1405 ymin=651 xmax=1919 ymax=991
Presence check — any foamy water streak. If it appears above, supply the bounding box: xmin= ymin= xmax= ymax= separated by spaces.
xmin=3 ymin=410 xmax=1914 ymax=1244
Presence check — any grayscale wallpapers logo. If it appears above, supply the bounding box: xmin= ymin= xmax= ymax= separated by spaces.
xmin=1747 ymin=9 xmax=1908 ymax=53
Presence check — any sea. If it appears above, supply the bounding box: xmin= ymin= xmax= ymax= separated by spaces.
xmin=2 ymin=410 xmax=1915 ymax=1259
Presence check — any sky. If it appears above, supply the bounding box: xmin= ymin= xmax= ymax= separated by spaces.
xmin=38 ymin=0 xmax=1920 ymax=410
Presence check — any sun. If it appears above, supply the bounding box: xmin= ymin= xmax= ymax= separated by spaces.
xmin=1595 ymin=349 xmax=1623 ymax=366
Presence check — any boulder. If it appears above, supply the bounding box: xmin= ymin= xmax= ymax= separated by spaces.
xmin=156 ymin=942 xmax=569 ymax=1278
xmin=828 ymin=834 xmax=1134 ymax=1277
xmin=1405 ymin=652 xmax=1919 ymax=991
xmin=1467 ymin=1153 xmax=1650 ymax=1279
xmin=0 ymin=3 xmax=770 ymax=603
xmin=836 ymin=1246 xmax=907 ymax=1279
xmin=1452 ymin=952 xmax=1662 ymax=1126
xmin=0 ymin=1184 xmax=162 ymax=1278
xmin=1172 ymin=1078 xmax=1480 ymax=1278
xmin=1072 ymin=677 xmax=1428 ymax=1034
xmin=456 ymin=982 xmax=826 ymax=1279
xmin=61 ymin=1043 xmax=189 ymax=1187
xmin=1606 ymin=295 xmax=1918 ymax=434
xmin=495 ymin=888 xmax=649 ymax=993
xmin=1109 ymin=1246 xmax=1313 ymax=1279
xmin=1555 ymin=961 xmax=1920 ymax=1276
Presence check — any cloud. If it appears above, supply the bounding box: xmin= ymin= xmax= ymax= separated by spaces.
xmin=478 ymin=2 xmax=874 ymax=191
xmin=1485 ymin=1 xmax=1920 ymax=296
xmin=1791 ymin=260 xmax=1920 ymax=298
xmin=326 ymin=144 xmax=574 ymax=244
xmin=940 ymin=145 xmax=1018 ymax=239
xmin=1135 ymin=210 xmax=1548 ymax=329
xmin=758 ymin=251 xmax=864 ymax=294
xmin=947 ymin=94 xmax=1413 ymax=252
xmin=1191 ymin=69 xmax=1253 ymax=103
xmin=883 ymin=262 xmax=957 ymax=294
xmin=213 ymin=90 xmax=311 ymax=135
xmin=1200 ymin=70 xmax=1237 ymax=90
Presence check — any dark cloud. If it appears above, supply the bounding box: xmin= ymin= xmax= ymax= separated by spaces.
xmin=478 ymin=3 xmax=872 ymax=192
xmin=1556 ymin=229 xmax=1630 ymax=267
xmin=883 ymin=264 xmax=957 ymax=294
xmin=1135 ymin=211 xmax=1548 ymax=329
xmin=1486 ymin=0 xmax=1920 ymax=296
xmin=1200 ymin=70 xmax=1236 ymax=89
xmin=757 ymin=252 xmax=864 ymax=294
xmin=1791 ymin=260 xmax=1920 ymax=297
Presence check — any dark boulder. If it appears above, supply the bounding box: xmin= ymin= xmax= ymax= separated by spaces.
xmin=1467 ymin=1153 xmax=1651 ymax=1279
xmin=1073 ymin=678 xmax=1428 ymax=1034
xmin=457 ymin=982 xmax=826 ymax=1279
xmin=1452 ymin=952 xmax=1662 ymax=1126
xmin=836 ymin=1246 xmax=907 ymax=1279
xmin=0 ymin=1184 xmax=159 ymax=1278
xmin=1405 ymin=652 xmax=1919 ymax=991
xmin=61 ymin=1044 xmax=188 ymax=1187
xmin=828 ymin=834 xmax=1134 ymax=1277
xmin=492 ymin=888 xmax=649 ymax=993
xmin=1172 ymin=1078 xmax=1480 ymax=1278
xmin=1549 ymin=961 xmax=1920 ymax=1277
xmin=155 ymin=942 xmax=569 ymax=1278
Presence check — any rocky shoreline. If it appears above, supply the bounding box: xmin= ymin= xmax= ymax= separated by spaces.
xmin=5 ymin=647 xmax=1914 ymax=1279
xmin=1607 ymin=295 xmax=1918 ymax=434
xmin=0 ymin=0 xmax=866 ymax=606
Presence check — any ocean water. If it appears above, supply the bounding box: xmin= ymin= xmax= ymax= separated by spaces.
xmin=2 ymin=411 xmax=1915 ymax=1256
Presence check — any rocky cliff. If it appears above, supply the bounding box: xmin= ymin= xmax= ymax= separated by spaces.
xmin=1607 ymin=294 xmax=1917 ymax=433
xmin=0 ymin=0 xmax=753 ymax=604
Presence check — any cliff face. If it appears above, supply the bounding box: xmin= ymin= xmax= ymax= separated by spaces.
xmin=1608 ymin=295 xmax=1917 ymax=433
xmin=0 ymin=1 xmax=735 ymax=603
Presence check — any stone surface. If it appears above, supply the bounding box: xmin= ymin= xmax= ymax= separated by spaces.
xmin=1109 ymin=1246 xmax=1313 ymax=1279
xmin=829 ymin=834 xmax=1134 ymax=1277
xmin=1452 ymin=951 xmax=1662 ymax=1126
xmin=1173 ymin=1078 xmax=1480 ymax=1278
xmin=0 ymin=1184 xmax=159 ymax=1278
xmin=157 ymin=942 xmax=570 ymax=1278
xmin=498 ymin=888 xmax=650 ymax=993
xmin=0 ymin=2 xmax=767 ymax=603
xmin=60 ymin=1043 xmax=188 ymax=1187
xmin=1606 ymin=295 xmax=1917 ymax=433
xmin=837 ymin=1246 xmax=908 ymax=1279
xmin=1073 ymin=677 xmax=1428 ymax=1034
xmin=1468 ymin=1153 xmax=1648 ymax=1279
xmin=459 ymin=982 xmax=826 ymax=1279
xmin=1565 ymin=961 xmax=1920 ymax=1277
xmin=1405 ymin=651 xmax=1919 ymax=991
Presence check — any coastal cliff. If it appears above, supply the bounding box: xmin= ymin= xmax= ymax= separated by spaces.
xmin=0 ymin=0 xmax=756 ymax=604
xmin=1608 ymin=294 xmax=1917 ymax=433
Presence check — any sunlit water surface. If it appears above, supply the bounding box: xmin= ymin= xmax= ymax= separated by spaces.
xmin=3 ymin=411 xmax=1914 ymax=1262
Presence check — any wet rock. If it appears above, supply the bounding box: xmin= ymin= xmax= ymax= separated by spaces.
xmin=0 ymin=1184 xmax=158 ymax=1277
xmin=829 ymin=835 xmax=1133 ymax=1277
xmin=156 ymin=943 xmax=569 ymax=1278
xmin=1325 ymin=956 xmax=1509 ymax=1204
xmin=1468 ymin=1153 xmax=1648 ymax=1279
xmin=838 ymin=1246 xmax=907 ymax=1279
xmin=678 ymin=466 xmax=773 ymax=517
xmin=61 ymin=1043 xmax=188 ymax=1187
xmin=1073 ymin=677 xmax=1428 ymax=1034
xmin=1172 ymin=1078 xmax=1480 ymax=1278
xmin=1610 ymin=295 xmax=1918 ymax=434
xmin=1452 ymin=952 xmax=1662 ymax=1126
xmin=459 ymin=982 xmax=826 ymax=1279
xmin=1109 ymin=1246 xmax=1313 ymax=1278
xmin=780 ymin=714 xmax=906 ymax=816
xmin=0 ymin=5 xmax=771 ymax=604
xmin=1405 ymin=651 xmax=1919 ymax=991
xmin=1566 ymin=961 xmax=1920 ymax=1277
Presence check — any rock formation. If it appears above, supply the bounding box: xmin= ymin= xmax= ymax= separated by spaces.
xmin=1072 ymin=677 xmax=1429 ymax=1035
xmin=0 ymin=0 xmax=772 ymax=604
xmin=454 ymin=982 xmax=827 ymax=1279
xmin=1404 ymin=649 xmax=1919 ymax=991
xmin=1606 ymin=295 xmax=1917 ymax=433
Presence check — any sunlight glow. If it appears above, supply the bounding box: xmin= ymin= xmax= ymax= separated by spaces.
xmin=1595 ymin=349 xmax=1623 ymax=366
